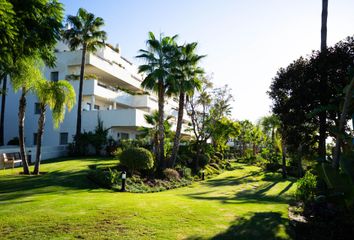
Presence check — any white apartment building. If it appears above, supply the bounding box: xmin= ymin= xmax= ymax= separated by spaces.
xmin=3 ymin=42 xmax=188 ymax=150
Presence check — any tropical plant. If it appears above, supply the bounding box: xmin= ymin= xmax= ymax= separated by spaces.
xmin=33 ymin=79 xmax=76 ymax=174
xmin=136 ymin=32 xmax=178 ymax=169
xmin=168 ymin=42 xmax=205 ymax=167
xmin=0 ymin=0 xmax=63 ymax=147
xmin=62 ymin=8 xmax=107 ymax=139
xmin=9 ymin=57 xmax=43 ymax=174
xmin=333 ymin=69 xmax=354 ymax=169
xmin=295 ymin=171 xmax=318 ymax=202
xmin=138 ymin=110 xmax=173 ymax=157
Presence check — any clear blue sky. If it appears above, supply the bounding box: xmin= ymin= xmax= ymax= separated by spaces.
xmin=60 ymin=0 xmax=354 ymax=122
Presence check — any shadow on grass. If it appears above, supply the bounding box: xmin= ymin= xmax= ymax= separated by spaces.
xmin=0 ymin=158 xmax=114 ymax=202
xmin=204 ymin=171 xmax=261 ymax=187
xmin=185 ymin=168 xmax=295 ymax=205
xmin=186 ymin=212 xmax=292 ymax=240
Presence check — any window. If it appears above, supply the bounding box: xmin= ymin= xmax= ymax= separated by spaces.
xmin=94 ymin=105 xmax=100 ymax=110
xmin=34 ymin=103 xmax=41 ymax=114
xmin=120 ymin=133 xmax=129 ymax=140
xmin=50 ymin=71 xmax=59 ymax=82
xmin=60 ymin=132 xmax=68 ymax=145
xmin=33 ymin=133 xmax=38 ymax=145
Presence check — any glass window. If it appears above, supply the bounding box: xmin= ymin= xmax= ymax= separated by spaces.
xmin=50 ymin=71 xmax=59 ymax=82
xmin=60 ymin=132 xmax=68 ymax=145
xmin=94 ymin=105 xmax=100 ymax=110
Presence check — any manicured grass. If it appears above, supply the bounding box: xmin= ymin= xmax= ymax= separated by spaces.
xmin=0 ymin=158 xmax=296 ymax=239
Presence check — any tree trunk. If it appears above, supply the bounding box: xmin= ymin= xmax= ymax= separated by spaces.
xmin=170 ymin=92 xmax=185 ymax=168
xmin=153 ymin=132 xmax=158 ymax=159
xmin=75 ymin=44 xmax=87 ymax=139
xmin=19 ymin=89 xmax=30 ymax=174
xmin=281 ymin=143 xmax=287 ymax=179
xmin=33 ymin=104 xmax=46 ymax=175
xmin=195 ymin=140 xmax=201 ymax=172
xmin=333 ymin=76 xmax=354 ymax=169
xmin=0 ymin=74 xmax=7 ymax=146
xmin=319 ymin=0 xmax=328 ymax=162
xmin=157 ymin=79 xmax=165 ymax=170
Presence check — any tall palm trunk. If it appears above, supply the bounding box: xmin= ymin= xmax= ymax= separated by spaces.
xmin=34 ymin=104 xmax=46 ymax=175
xmin=319 ymin=0 xmax=328 ymax=162
xmin=18 ymin=89 xmax=30 ymax=174
xmin=0 ymin=74 xmax=7 ymax=146
xmin=170 ymin=92 xmax=185 ymax=167
xmin=75 ymin=44 xmax=87 ymax=138
xmin=333 ymin=76 xmax=354 ymax=169
xmin=157 ymin=80 xmax=165 ymax=170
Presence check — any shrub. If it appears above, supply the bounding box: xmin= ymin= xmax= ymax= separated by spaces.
xmin=119 ymin=147 xmax=154 ymax=174
xmin=177 ymin=154 xmax=193 ymax=166
xmin=113 ymin=147 xmax=123 ymax=159
xmin=87 ymin=168 xmax=120 ymax=188
xmin=105 ymin=136 xmax=119 ymax=156
xmin=175 ymin=165 xmax=192 ymax=179
xmin=214 ymin=152 xmax=224 ymax=160
xmin=198 ymin=154 xmax=210 ymax=168
xmin=295 ymin=171 xmax=318 ymax=202
xmin=163 ymin=168 xmax=180 ymax=181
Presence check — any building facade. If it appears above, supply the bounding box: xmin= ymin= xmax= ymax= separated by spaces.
xmin=3 ymin=42 xmax=188 ymax=149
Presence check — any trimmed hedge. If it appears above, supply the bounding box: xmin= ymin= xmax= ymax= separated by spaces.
xmin=119 ymin=147 xmax=154 ymax=173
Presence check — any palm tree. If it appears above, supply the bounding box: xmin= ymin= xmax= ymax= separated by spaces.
xmin=168 ymin=42 xmax=204 ymax=167
xmin=136 ymin=32 xmax=178 ymax=170
xmin=319 ymin=0 xmax=328 ymax=162
xmin=138 ymin=110 xmax=173 ymax=157
xmin=33 ymin=79 xmax=75 ymax=174
xmin=10 ymin=57 xmax=43 ymax=174
xmin=62 ymin=8 xmax=106 ymax=139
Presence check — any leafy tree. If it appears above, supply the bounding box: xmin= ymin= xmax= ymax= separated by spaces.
xmin=210 ymin=117 xmax=240 ymax=152
xmin=62 ymin=8 xmax=107 ymax=139
xmin=168 ymin=42 xmax=204 ymax=167
xmin=186 ymin=77 xmax=213 ymax=158
xmin=236 ymin=120 xmax=254 ymax=156
xmin=0 ymin=0 xmax=63 ymax=148
xmin=33 ymin=79 xmax=75 ymax=174
xmin=137 ymin=32 xmax=178 ymax=170
xmin=186 ymin=77 xmax=234 ymax=169
xmin=268 ymin=37 xmax=354 ymax=170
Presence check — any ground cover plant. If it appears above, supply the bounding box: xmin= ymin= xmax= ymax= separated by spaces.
xmin=0 ymin=157 xmax=296 ymax=239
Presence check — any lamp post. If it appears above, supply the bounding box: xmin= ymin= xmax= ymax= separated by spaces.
xmin=201 ymin=169 xmax=205 ymax=181
xmin=121 ymin=171 xmax=126 ymax=192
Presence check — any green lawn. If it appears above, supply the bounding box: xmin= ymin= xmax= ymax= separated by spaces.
xmin=0 ymin=158 xmax=296 ymax=240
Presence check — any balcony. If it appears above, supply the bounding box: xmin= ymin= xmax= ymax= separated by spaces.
xmin=70 ymin=79 xmax=157 ymax=109
xmin=82 ymin=109 xmax=150 ymax=129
